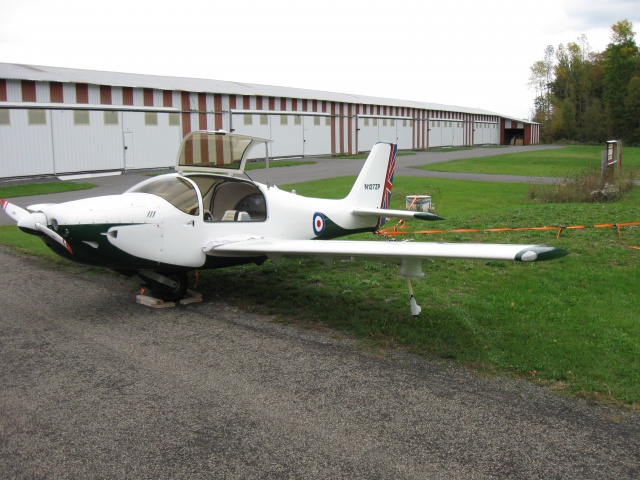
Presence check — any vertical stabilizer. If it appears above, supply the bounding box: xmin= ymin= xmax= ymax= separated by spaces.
xmin=346 ymin=142 xmax=397 ymax=211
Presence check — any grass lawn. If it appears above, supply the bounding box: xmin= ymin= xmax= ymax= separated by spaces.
xmin=1 ymin=150 xmax=639 ymax=407
xmin=202 ymin=176 xmax=640 ymax=407
xmin=416 ymin=145 xmax=640 ymax=178
xmin=0 ymin=181 xmax=96 ymax=198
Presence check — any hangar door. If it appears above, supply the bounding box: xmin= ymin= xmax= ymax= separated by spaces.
xmin=231 ymin=112 xmax=331 ymax=158
xmin=428 ymin=119 xmax=465 ymax=148
xmin=357 ymin=116 xmax=412 ymax=152
xmin=473 ymin=122 xmax=499 ymax=145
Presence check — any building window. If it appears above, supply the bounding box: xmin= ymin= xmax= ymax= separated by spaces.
xmin=243 ymin=114 xmax=253 ymax=125
xmin=294 ymin=115 xmax=301 ymax=125
xmin=373 ymin=119 xmax=378 ymax=127
xmin=383 ymin=119 xmax=387 ymax=127
xmin=390 ymin=119 xmax=395 ymax=127
xmin=0 ymin=110 xmax=9 ymax=126
xmin=104 ymin=111 xmax=119 ymax=125
xmin=74 ymin=110 xmax=90 ymax=125
xmin=364 ymin=118 xmax=369 ymax=126
xmin=169 ymin=113 xmax=180 ymax=126
xmin=260 ymin=114 xmax=268 ymax=125
xmin=280 ymin=115 xmax=288 ymax=125
xmin=314 ymin=116 xmax=320 ymax=126
xmin=145 ymin=112 xmax=158 ymax=126
xmin=325 ymin=117 xmax=330 ymax=126
xmin=28 ymin=109 xmax=46 ymax=125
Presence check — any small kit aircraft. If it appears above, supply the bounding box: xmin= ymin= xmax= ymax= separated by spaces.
xmin=1 ymin=131 xmax=567 ymax=315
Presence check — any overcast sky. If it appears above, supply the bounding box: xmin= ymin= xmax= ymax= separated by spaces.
xmin=1 ymin=0 xmax=639 ymax=120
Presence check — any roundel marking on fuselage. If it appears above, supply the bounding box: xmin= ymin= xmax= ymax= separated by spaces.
xmin=312 ymin=212 xmax=325 ymax=236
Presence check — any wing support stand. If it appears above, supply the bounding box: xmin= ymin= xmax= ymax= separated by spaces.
xmin=400 ymin=258 xmax=424 ymax=317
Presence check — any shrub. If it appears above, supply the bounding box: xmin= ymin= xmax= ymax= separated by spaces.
xmin=528 ymin=167 xmax=637 ymax=203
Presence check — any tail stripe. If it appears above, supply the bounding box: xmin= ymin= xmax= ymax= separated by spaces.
xmin=380 ymin=144 xmax=397 ymax=210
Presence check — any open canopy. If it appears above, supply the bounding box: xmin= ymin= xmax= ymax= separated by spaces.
xmin=176 ymin=130 xmax=272 ymax=175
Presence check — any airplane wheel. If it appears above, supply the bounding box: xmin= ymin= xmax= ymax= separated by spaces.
xmin=150 ymin=271 xmax=189 ymax=302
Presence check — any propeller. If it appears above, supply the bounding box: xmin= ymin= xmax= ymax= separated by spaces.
xmin=1 ymin=199 xmax=29 ymax=223
xmin=1 ymin=200 xmax=74 ymax=255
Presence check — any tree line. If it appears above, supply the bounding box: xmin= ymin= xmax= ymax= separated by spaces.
xmin=529 ymin=19 xmax=640 ymax=145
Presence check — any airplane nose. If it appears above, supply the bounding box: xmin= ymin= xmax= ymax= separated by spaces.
xmin=17 ymin=212 xmax=47 ymax=232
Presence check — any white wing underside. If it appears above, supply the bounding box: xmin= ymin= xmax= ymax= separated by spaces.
xmin=203 ymin=235 xmax=564 ymax=264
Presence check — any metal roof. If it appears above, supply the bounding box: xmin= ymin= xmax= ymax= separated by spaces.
xmin=0 ymin=62 xmax=529 ymax=121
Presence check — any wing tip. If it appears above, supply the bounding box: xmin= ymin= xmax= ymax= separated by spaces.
xmin=516 ymin=246 xmax=568 ymax=262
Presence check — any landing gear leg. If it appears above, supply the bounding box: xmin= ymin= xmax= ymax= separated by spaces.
xmin=137 ymin=271 xmax=189 ymax=302
xmin=407 ymin=278 xmax=422 ymax=317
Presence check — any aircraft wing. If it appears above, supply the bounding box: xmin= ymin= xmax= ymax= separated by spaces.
xmin=203 ymin=235 xmax=567 ymax=264
xmin=352 ymin=207 xmax=444 ymax=221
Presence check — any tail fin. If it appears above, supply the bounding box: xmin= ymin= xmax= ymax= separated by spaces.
xmin=346 ymin=142 xmax=397 ymax=210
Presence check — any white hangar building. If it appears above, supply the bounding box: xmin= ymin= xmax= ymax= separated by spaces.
xmin=0 ymin=63 xmax=539 ymax=178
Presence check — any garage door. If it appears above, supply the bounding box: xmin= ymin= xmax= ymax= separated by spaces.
xmin=358 ymin=116 xmax=413 ymax=152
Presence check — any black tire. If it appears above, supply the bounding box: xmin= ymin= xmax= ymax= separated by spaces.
xmin=149 ymin=271 xmax=189 ymax=302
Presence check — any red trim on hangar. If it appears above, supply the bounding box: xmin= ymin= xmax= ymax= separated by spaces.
xmin=180 ymin=91 xmax=191 ymax=152
xmin=0 ymin=79 xmax=7 ymax=101
xmin=100 ymin=85 xmax=112 ymax=104
xmin=22 ymin=80 xmax=36 ymax=102
xmin=143 ymin=89 xmax=154 ymax=106
xmin=50 ymin=82 xmax=63 ymax=103
xmin=214 ymin=94 xmax=223 ymax=130
xmin=163 ymin=90 xmax=172 ymax=107
xmin=76 ymin=84 xmax=88 ymax=104
xmin=198 ymin=93 xmax=210 ymax=164
xmin=123 ymin=87 xmax=134 ymax=106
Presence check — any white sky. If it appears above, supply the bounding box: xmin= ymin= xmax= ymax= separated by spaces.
xmin=1 ymin=0 xmax=639 ymax=120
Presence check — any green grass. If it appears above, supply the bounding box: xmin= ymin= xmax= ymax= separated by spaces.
xmin=416 ymin=145 xmax=640 ymax=177
xmin=0 ymin=182 xmax=96 ymax=198
xmin=1 ymin=152 xmax=639 ymax=407
xmin=0 ymin=225 xmax=61 ymax=258
xmin=199 ymin=176 xmax=640 ymax=407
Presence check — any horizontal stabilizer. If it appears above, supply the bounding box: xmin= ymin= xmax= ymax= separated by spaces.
xmin=352 ymin=207 xmax=444 ymax=221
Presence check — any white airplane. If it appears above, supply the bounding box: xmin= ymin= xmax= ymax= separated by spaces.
xmin=1 ymin=130 xmax=567 ymax=315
